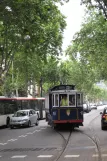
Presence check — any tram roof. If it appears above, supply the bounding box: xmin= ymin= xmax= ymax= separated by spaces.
xmin=49 ymin=85 xmax=75 ymax=91
xmin=49 ymin=90 xmax=81 ymax=94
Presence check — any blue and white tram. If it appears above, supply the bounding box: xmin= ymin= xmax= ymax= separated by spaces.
xmin=45 ymin=85 xmax=84 ymax=129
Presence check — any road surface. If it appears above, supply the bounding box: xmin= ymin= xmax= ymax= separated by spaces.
xmin=0 ymin=105 xmax=107 ymax=161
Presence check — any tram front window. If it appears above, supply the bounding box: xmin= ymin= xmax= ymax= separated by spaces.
xmin=69 ymin=95 xmax=75 ymax=106
xmin=60 ymin=94 xmax=68 ymax=106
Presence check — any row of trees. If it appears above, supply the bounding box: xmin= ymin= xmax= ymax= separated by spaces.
xmin=0 ymin=0 xmax=67 ymax=96
xmin=66 ymin=0 xmax=107 ymax=102
xmin=0 ymin=0 xmax=107 ymax=102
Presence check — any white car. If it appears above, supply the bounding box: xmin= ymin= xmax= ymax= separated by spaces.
xmin=83 ymin=104 xmax=90 ymax=113
xmin=90 ymin=103 xmax=97 ymax=110
xmin=10 ymin=109 xmax=39 ymax=129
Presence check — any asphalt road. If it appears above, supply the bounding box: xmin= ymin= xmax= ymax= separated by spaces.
xmin=0 ymin=106 xmax=107 ymax=161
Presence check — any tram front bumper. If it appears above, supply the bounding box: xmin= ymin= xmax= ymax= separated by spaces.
xmin=53 ymin=120 xmax=83 ymax=123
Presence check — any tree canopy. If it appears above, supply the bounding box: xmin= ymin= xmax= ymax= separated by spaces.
xmin=67 ymin=10 xmax=107 ymax=81
xmin=81 ymin=0 xmax=107 ymax=19
xmin=0 ymin=0 xmax=66 ymax=95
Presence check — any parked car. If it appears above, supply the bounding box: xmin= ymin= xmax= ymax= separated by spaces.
xmin=83 ymin=104 xmax=91 ymax=113
xmin=10 ymin=109 xmax=39 ymax=129
xmin=90 ymin=103 xmax=97 ymax=110
xmin=100 ymin=107 xmax=107 ymax=130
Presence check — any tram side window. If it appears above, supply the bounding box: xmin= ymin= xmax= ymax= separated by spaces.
xmin=69 ymin=95 xmax=75 ymax=106
xmin=52 ymin=95 xmax=54 ymax=106
xmin=55 ymin=94 xmax=58 ymax=106
xmin=53 ymin=94 xmax=59 ymax=107
xmin=77 ymin=94 xmax=81 ymax=106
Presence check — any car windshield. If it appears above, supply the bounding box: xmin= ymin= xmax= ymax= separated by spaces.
xmin=14 ymin=111 xmax=28 ymax=117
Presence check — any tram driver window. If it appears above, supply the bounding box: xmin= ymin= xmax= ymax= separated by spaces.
xmin=69 ymin=95 xmax=75 ymax=106
xmin=60 ymin=94 xmax=68 ymax=106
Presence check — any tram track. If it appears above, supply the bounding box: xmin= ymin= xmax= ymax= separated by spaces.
xmin=76 ymin=113 xmax=102 ymax=161
xmin=51 ymin=113 xmax=102 ymax=161
xmin=53 ymin=129 xmax=72 ymax=161
xmin=88 ymin=114 xmax=102 ymax=161
xmin=54 ymin=114 xmax=102 ymax=161
xmin=77 ymin=130 xmax=102 ymax=161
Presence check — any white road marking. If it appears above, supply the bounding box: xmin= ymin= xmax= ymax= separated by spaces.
xmin=11 ymin=155 xmax=27 ymax=158
xmin=8 ymin=139 xmax=17 ymax=142
xmin=26 ymin=131 xmax=35 ymax=135
xmin=102 ymin=154 xmax=107 ymax=157
xmin=37 ymin=155 xmax=53 ymax=158
xmin=35 ymin=130 xmax=41 ymax=132
xmin=0 ymin=143 xmax=8 ymax=145
xmin=26 ymin=132 xmax=33 ymax=135
xmin=18 ymin=135 xmax=27 ymax=137
xmin=26 ymin=129 xmax=41 ymax=135
xmin=93 ymin=154 xmax=98 ymax=157
xmin=93 ymin=154 xmax=107 ymax=157
xmin=40 ymin=127 xmax=46 ymax=129
xmin=64 ymin=155 xmax=80 ymax=158
xmin=31 ymin=131 xmax=36 ymax=134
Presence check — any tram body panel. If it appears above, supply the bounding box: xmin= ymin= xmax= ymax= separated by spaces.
xmin=52 ymin=108 xmax=83 ymax=123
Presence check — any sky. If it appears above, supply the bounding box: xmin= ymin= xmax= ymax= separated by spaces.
xmin=58 ymin=0 xmax=85 ymax=51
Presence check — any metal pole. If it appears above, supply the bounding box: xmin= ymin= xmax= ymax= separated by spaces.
xmin=40 ymin=78 xmax=42 ymax=97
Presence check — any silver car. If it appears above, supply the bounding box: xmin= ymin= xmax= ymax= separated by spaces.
xmin=10 ymin=109 xmax=39 ymax=129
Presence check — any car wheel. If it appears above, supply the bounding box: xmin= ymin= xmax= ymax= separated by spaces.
xmin=35 ymin=119 xmax=39 ymax=126
xmin=28 ymin=121 xmax=31 ymax=127
xmin=10 ymin=125 xmax=14 ymax=129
